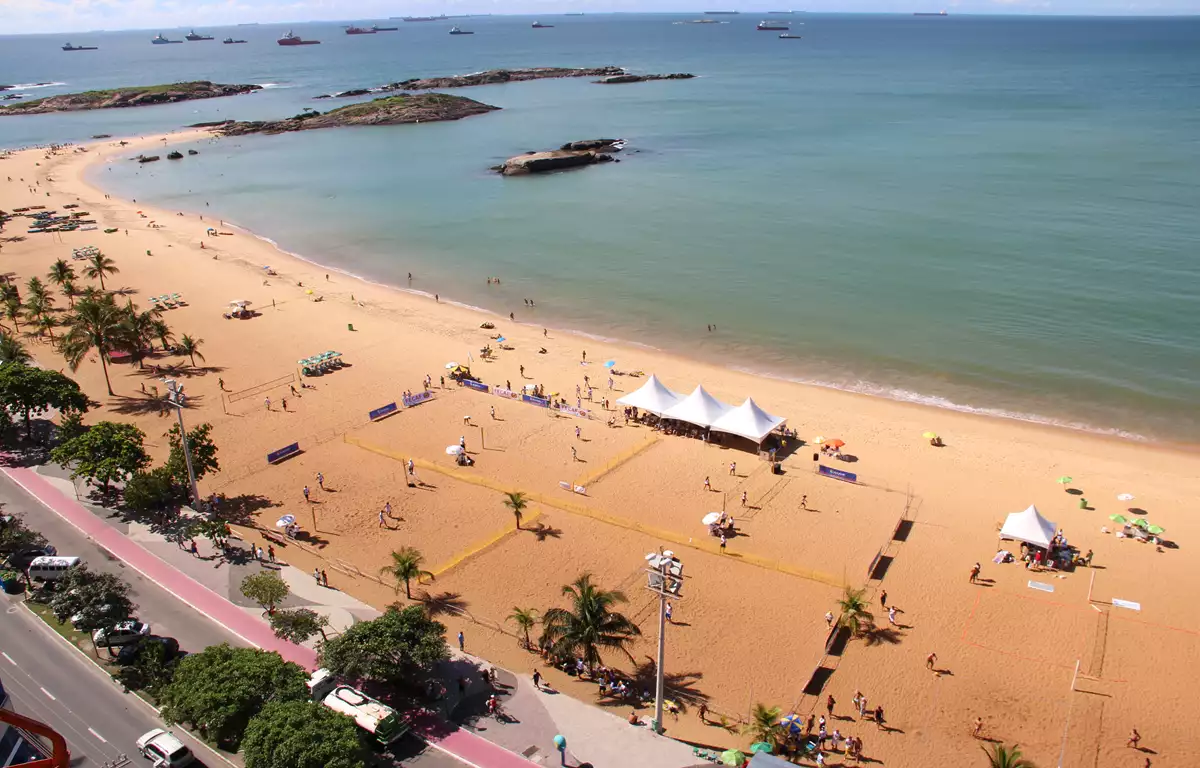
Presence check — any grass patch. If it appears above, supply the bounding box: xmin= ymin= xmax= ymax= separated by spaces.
xmin=24 ymin=600 xmax=117 ymax=667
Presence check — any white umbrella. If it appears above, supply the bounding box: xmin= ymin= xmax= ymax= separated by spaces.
xmin=445 ymin=362 xmax=460 ymax=370
xmin=446 ymin=445 xmax=463 ymax=456
xmin=1117 ymin=493 xmax=1134 ymax=501
xmin=275 ymin=514 xmax=296 ymax=527
xmin=702 ymin=512 xmax=722 ymax=525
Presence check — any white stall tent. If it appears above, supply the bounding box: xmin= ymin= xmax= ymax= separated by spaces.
xmin=615 ymin=375 xmax=683 ymax=416
xmin=999 ymin=504 xmax=1057 ymax=549
xmin=710 ymin=397 xmax=787 ymax=443
xmin=664 ymin=385 xmax=733 ymax=428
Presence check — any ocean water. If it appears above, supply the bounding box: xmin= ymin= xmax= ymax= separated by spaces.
xmin=3 ymin=15 xmax=1199 ymax=442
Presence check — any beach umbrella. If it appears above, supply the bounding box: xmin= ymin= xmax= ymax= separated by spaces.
xmin=1146 ymin=525 xmax=1165 ymax=535
xmin=275 ymin=514 xmax=296 ymax=527
xmin=445 ymin=362 xmax=459 ymax=369
xmin=1117 ymin=493 xmax=1135 ymax=501
xmin=826 ymin=438 xmax=846 ymax=449
xmin=496 ymin=336 xmax=506 ymax=343
xmin=813 ymin=436 xmax=826 ymax=445
xmin=922 ymin=431 xmax=939 ymax=439
xmin=779 ymin=714 xmax=803 ymax=735
xmin=719 ymin=749 xmax=745 ymax=767
xmin=1057 ymin=476 xmax=1073 ymax=485
xmin=1108 ymin=514 xmax=1127 ymax=524
xmin=604 ymin=360 xmax=616 ymax=368
xmin=446 ymin=445 xmax=463 ymax=456
xmin=1131 ymin=518 xmax=1149 ymax=529
xmin=305 ymin=289 xmax=314 ymax=295
xmin=749 ymin=742 xmax=774 ymax=754
xmin=702 ymin=512 xmax=723 ymax=525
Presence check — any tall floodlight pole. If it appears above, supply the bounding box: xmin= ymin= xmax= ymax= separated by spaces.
xmin=164 ymin=379 xmax=201 ymax=507
xmin=645 ymin=549 xmax=683 ymax=734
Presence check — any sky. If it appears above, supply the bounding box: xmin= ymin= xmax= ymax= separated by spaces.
xmin=1 ymin=0 xmax=1197 ymax=34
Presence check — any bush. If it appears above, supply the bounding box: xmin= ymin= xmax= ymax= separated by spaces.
xmin=124 ymin=465 xmax=184 ymax=513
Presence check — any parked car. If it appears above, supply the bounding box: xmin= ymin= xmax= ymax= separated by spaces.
xmin=117 ymin=635 xmax=180 ymax=665
xmin=92 ymin=620 xmax=151 ymax=648
xmin=5 ymin=545 xmax=57 ymax=572
xmin=135 ymin=728 xmax=194 ymax=767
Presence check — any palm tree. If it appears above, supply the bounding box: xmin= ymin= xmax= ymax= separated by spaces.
xmin=23 ymin=278 xmax=56 ymax=340
xmin=744 ymin=703 xmax=782 ymax=746
xmin=177 ymin=334 xmax=205 ymax=368
xmin=59 ymin=295 xmax=124 ymax=395
xmin=379 ymin=546 xmax=434 ymax=599
xmin=0 ymin=332 xmax=30 ymax=365
xmin=507 ymin=607 xmax=539 ymax=650
xmin=4 ymin=298 xmax=22 ymax=334
xmin=78 ymin=285 xmax=102 ymax=305
xmin=982 ymin=743 xmax=1036 ymax=768
xmin=503 ymin=490 xmax=529 ymax=530
xmin=836 ymin=586 xmax=874 ymax=637
xmin=82 ymin=252 xmax=119 ymax=291
xmin=115 ymin=306 xmax=158 ymax=369
xmin=151 ymin=319 xmax=174 ymax=351
xmin=48 ymin=258 xmax=76 ymax=299
xmin=60 ymin=279 xmax=76 ymax=308
xmin=0 ymin=282 xmax=19 ymax=306
xmin=540 ymin=573 xmax=642 ymax=674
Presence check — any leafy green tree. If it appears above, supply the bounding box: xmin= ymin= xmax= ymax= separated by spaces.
xmin=0 ymin=332 xmax=31 ymax=365
xmin=123 ymin=465 xmax=184 ymax=513
xmin=50 ymin=420 xmax=150 ymax=491
xmin=507 ymin=606 xmax=539 ymax=650
xmin=47 ymin=258 xmax=76 ymax=295
xmin=56 ymin=410 xmax=87 ymax=441
xmin=503 ymin=490 xmax=528 ymax=530
xmin=744 ymin=703 xmax=782 ymax=747
xmin=194 ymin=518 xmax=229 ymax=547
xmin=982 ymin=743 xmax=1036 ymax=768
xmin=82 ymin=251 xmax=119 ymax=291
xmin=0 ymin=514 xmax=49 ymax=558
xmin=59 ymin=294 xmax=125 ymax=395
xmin=178 ymin=334 xmax=205 ymax=367
xmin=540 ymin=573 xmax=642 ymax=675
xmin=379 ymin=546 xmax=434 ymax=600
xmin=318 ymin=604 xmax=448 ymax=687
xmin=0 ymin=363 xmax=89 ymax=438
xmin=240 ymin=572 xmax=290 ymax=616
xmin=167 ymin=422 xmax=220 ymax=485
xmin=115 ymin=306 xmax=159 ymax=369
xmin=836 ymin=586 xmax=874 ymax=637
xmin=23 ymin=277 xmax=56 ymax=340
xmin=270 ymin=608 xmax=330 ymax=644
xmin=242 ymin=700 xmax=367 ymax=768
xmin=159 ymin=644 xmax=308 ymax=750
xmin=115 ymin=639 xmax=177 ymax=699
xmin=49 ymin=565 xmax=136 ymax=647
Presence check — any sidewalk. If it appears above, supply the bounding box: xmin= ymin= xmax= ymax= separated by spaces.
xmin=4 ymin=463 xmax=700 ymax=768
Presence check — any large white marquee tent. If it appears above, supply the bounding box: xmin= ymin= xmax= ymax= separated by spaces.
xmin=664 ymin=386 xmax=733 ymax=427
xmin=710 ymin=398 xmax=787 ymax=444
xmin=999 ymin=504 xmax=1057 ymax=549
xmin=617 ymin=377 xmax=788 ymax=444
xmin=615 ymin=375 xmax=682 ymax=416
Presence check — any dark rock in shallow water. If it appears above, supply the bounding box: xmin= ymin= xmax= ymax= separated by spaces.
xmin=595 ymin=73 xmax=696 ymax=84
xmin=186 ymin=119 xmax=233 ymax=128
xmin=187 ymin=149 xmax=198 ymax=155
xmin=496 ymin=140 xmax=624 ymax=176
xmin=383 ymin=67 xmax=625 ymax=91
xmin=333 ymin=88 xmax=372 ymax=98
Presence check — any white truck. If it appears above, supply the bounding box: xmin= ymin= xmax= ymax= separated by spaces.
xmin=307 ymin=668 xmax=410 ymax=746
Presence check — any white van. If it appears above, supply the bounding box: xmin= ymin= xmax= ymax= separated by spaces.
xmin=27 ymin=556 xmax=81 ymax=582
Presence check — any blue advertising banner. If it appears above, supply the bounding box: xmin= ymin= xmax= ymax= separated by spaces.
xmin=818 ymin=464 xmax=858 ymax=484
xmin=402 ymin=391 xmax=433 ymax=408
xmin=369 ymin=402 xmax=398 ymax=421
xmin=267 ymin=442 xmax=301 ymax=464
xmin=522 ymin=394 xmax=550 ymax=408
xmin=463 ymin=380 xmax=490 ymax=393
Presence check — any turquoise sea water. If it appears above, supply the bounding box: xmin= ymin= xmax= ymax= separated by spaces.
xmin=2 ymin=15 xmax=1199 ymax=441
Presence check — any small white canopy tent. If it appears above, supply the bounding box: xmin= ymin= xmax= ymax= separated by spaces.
xmin=710 ymin=397 xmax=787 ymax=444
xmin=664 ymin=385 xmax=733 ymax=428
xmin=999 ymin=504 xmax=1057 ymax=549
xmin=615 ymin=375 xmax=682 ymax=416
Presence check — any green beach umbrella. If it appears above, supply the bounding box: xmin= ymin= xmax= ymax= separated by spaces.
xmin=1057 ymin=476 xmax=1073 ymax=485
xmin=1146 ymin=525 xmax=1165 ymax=535
xmin=1131 ymin=518 xmax=1149 ymax=529
xmin=749 ymin=742 xmax=774 ymax=754
xmin=1108 ymin=514 xmax=1127 ymax=524
xmin=719 ymin=749 xmax=746 ymax=766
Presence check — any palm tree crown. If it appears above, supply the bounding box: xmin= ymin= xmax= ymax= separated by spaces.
xmin=836 ymin=586 xmax=875 ymax=637
xmin=540 ymin=573 xmax=642 ymax=674
xmin=82 ymin=252 xmax=119 ymax=291
xmin=0 ymin=332 xmax=31 ymax=365
xmin=379 ymin=546 xmax=434 ymax=599
xmin=48 ymin=258 xmax=76 ymax=291
xmin=59 ymin=294 xmax=124 ymax=395
xmin=745 ymin=703 xmax=783 ymax=746
xmin=982 ymin=743 xmax=1036 ymax=768
xmin=507 ymin=606 xmax=539 ymax=649
xmin=178 ymin=334 xmax=205 ymax=368
xmin=503 ymin=491 xmax=529 ymax=530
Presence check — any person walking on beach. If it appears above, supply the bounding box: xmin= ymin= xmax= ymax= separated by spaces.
xmin=460 ymin=435 xmax=466 ymax=449
xmin=970 ymin=562 xmax=981 ymax=583
xmin=926 ymin=652 xmax=937 ymax=671
xmin=858 ymin=694 xmax=868 ymax=720
xmin=321 ymin=570 xmax=328 ymax=587
xmin=874 ymin=706 xmax=885 ymax=730
xmin=1127 ymin=728 xmax=1141 ymax=749
xmin=264 ymin=397 xmax=271 ymax=411
xmin=741 ymin=490 xmax=748 ymax=507
xmin=888 ymin=606 xmax=898 ymax=626
xmin=313 ymin=568 xmax=321 ymax=585
xmin=303 ymin=485 xmax=311 ymax=503
xmin=218 ymin=377 xmax=225 ymax=391
xmin=316 ymin=472 xmax=324 ymax=490
xmin=571 ymin=446 xmax=578 ymax=462
xmin=379 ymin=509 xmax=387 ymax=528
xmin=719 ymin=533 xmax=727 ymax=553
xmin=973 ymin=716 xmax=984 ymax=739
xmin=581 ymin=350 xmax=587 ymax=362
xmin=267 ymin=545 xmax=275 ymax=564
xmin=575 ymin=425 xmax=581 ymax=440
xmin=852 ymin=690 xmax=862 ymax=714
xmin=879 ymin=590 xmax=887 ymax=609
xmin=704 ymin=476 xmax=711 ymax=492
xmin=826 ymin=694 xmax=836 ymax=717
xmin=490 ymin=405 xmax=496 ymax=420
xmin=800 ymin=494 xmax=808 ymax=510
xmin=825 ymin=611 xmax=835 ymax=627
xmin=729 ymin=462 xmax=736 ymax=476
xmin=281 ymin=397 xmax=289 ymax=412
xmin=458 ymin=631 xmax=465 ymax=652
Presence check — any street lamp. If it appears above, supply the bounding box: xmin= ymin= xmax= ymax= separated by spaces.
xmin=163 ymin=379 xmax=201 ymax=507
xmin=644 ymin=549 xmax=683 ymax=735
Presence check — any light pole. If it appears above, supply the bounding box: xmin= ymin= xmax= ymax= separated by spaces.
xmin=163 ymin=379 xmax=201 ymax=507
xmin=645 ymin=549 xmax=683 ymax=735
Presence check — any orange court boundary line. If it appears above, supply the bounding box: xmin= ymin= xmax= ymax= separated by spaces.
xmin=571 ymin=432 xmax=661 ymax=489
xmin=344 ymin=433 xmax=847 ymax=589
xmin=428 ymin=511 xmax=542 ymax=579
xmin=958 ymin=591 xmax=1082 ymax=672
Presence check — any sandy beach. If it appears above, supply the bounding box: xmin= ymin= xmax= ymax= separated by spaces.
xmin=3 ymin=133 xmax=1199 ymax=767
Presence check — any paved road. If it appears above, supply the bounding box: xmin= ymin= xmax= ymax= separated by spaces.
xmin=1 ymin=595 xmax=223 ymax=767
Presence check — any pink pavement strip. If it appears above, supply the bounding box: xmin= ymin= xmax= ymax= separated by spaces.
xmin=3 ymin=464 xmax=534 ymax=768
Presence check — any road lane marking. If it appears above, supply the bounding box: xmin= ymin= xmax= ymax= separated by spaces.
xmin=40 ymin=687 xmax=56 ymax=700
xmin=1 ymin=651 xmax=14 ymax=664
xmin=87 ymin=728 xmax=107 ymax=743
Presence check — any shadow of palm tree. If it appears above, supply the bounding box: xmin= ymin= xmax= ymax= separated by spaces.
xmin=107 ymin=392 xmax=207 ymax=418
xmin=863 ymin=627 xmax=903 ymax=647
xmin=415 ymin=590 xmax=468 ymax=618
xmin=110 ymin=286 xmax=140 ymax=297
xmin=624 ymin=656 xmax=710 ymax=714
xmin=526 ymin=521 xmax=562 ymax=542
xmin=218 ymin=493 xmax=279 ymax=526
xmin=137 ymin=361 xmax=227 ymax=379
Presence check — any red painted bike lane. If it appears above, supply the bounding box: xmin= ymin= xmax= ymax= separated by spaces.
xmin=3 ymin=466 xmax=533 ymax=768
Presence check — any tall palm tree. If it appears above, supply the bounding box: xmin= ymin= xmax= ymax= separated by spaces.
xmin=0 ymin=332 xmax=31 ymax=365
xmin=60 ymin=279 xmax=76 ymax=308
xmin=503 ymin=490 xmax=529 ymax=530
xmin=507 ymin=607 xmax=539 ymax=650
xmin=151 ymin=319 xmax=174 ymax=351
xmin=48 ymin=258 xmax=76 ymax=298
xmin=59 ymin=295 xmax=124 ymax=395
xmin=982 ymin=743 xmax=1036 ymax=768
xmin=78 ymin=285 xmax=102 ymax=305
xmin=379 ymin=546 xmax=434 ymax=599
xmin=82 ymin=252 xmax=119 ymax=291
xmin=744 ymin=703 xmax=782 ymax=746
xmin=4 ymin=298 xmax=22 ymax=334
xmin=540 ymin=573 xmax=642 ymax=674
xmin=116 ymin=306 xmax=158 ymax=369
xmin=23 ymin=278 xmax=56 ymax=340
xmin=178 ymin=334 xmax=205 ymax=368
xmin=0 ymin=282 xmax=21 ymax=307
xmin=836 ymin=586 xmax=874 ymax=637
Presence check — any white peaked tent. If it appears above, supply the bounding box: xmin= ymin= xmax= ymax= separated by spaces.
xmin=664 ymin=385 xmax=733 ymax=428
xmin=999 ymin=504 xmax=1057 ymax=549
xmin=710 ymin=398 xmax=787 ymax=444
xmin=615 ymin=375 xmax=682 ymax=416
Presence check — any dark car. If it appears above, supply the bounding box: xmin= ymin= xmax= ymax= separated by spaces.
xmin=116 ymin=635 xmax=180 ymax=665
xmin=4 ymin=546 xmax=57 ymax=572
